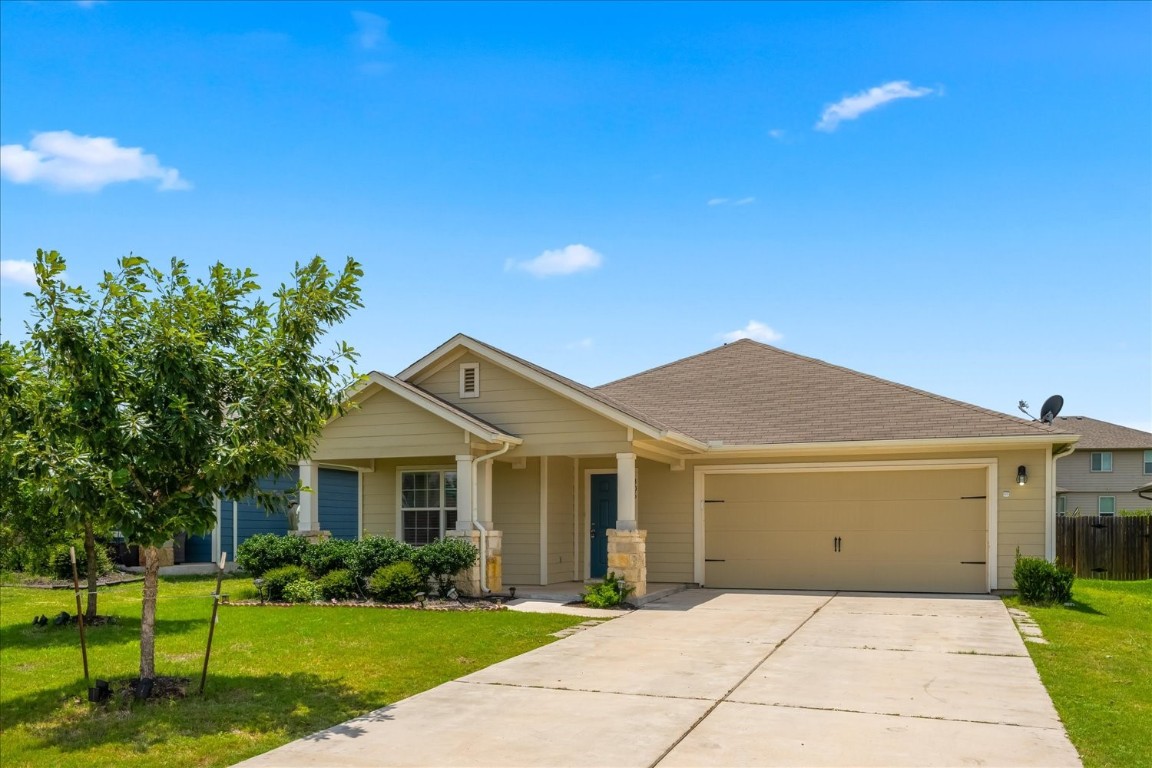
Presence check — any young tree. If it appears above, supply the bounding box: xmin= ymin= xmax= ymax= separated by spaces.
xmin=7 ymin=249 xmax=362 ymax=685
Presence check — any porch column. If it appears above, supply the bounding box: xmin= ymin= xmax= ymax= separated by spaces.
xmin=615 ymin=452 xmax=637 ymax=531
xmin=297 ymin=460 xmax=317 ymax=533
xmin=455 ymin=454 xmax=473 ymax=531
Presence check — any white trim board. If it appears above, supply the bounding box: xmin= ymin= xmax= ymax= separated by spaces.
xmin=692 ymin=459 xmax=1000 ymax=592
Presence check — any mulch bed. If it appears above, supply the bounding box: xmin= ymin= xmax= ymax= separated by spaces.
xmin=225 ymin=597 xmax=507 ymax=611
xmin=4 ymin=572 xmax=143 ymax=590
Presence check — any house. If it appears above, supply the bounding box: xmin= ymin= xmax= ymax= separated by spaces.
xmin=204 ymin=334 xmax=1079 ymax=594
xmin=1052 ymin=416 xmax=1152 ymax=516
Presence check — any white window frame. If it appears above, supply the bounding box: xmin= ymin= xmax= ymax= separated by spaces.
xmin=1097 ymin=496 xmax=1116 ymax=516
xmin=1144 ymin=450 xmax=1152 ymax=475
xmin=459 ymin=363 xmax=480 ymax=398
xmin=395 ymin=467 xmax=458 ymax=545
xmin=1090 ymin=452 xmax=1113 ymax=473
xmin=1056 ymin=495 xmax=1066 ymax=515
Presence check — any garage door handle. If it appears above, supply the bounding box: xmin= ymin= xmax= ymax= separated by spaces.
xmin=704 ymin=559 xmax=726 ymax=562
xmin=833 ymin=536 xmax=842 ymax=553
xmin=960 ymin=561 xmax=986 ymax=565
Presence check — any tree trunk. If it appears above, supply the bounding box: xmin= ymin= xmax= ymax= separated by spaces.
xmin=139 ymin=544 xmax=160 ymax=683
xmin=83 ymin=519 xmax=99 ymax=621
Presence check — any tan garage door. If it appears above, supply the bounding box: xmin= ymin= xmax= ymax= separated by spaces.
xmin=704 ymin=468 xmax=988 ymax=593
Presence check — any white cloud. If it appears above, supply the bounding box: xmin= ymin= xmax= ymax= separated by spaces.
xmin=352 ymin=11 xmax=389 ymax=50
xmin=566 ymin=337 xmax=594 ymax=350
xmin=0 ymin=260 xmax=37 ymax=287
xmin=0 ymin=131 xmax=190 ymax=192
xmin=768 ymin=129 xmax=786 ymax=140
xmin=75 ymin=1 xmax=106 ymax=7
xmin=815 ymin=80 xmax=935 ymax=132
xmin=707 ymin=198 xmax=729 ymax=206
xmin=734 ymin=197 xmax=755 ymax=206
xmin=720 ymin=320 xmax=783 ymax=344
xmin=708 ymin=197 xmax=755 ymax=207
xmin=506 ymin=244 xmax=603 ymax=278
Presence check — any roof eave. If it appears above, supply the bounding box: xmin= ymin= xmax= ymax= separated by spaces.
xmin=700 ymin=433 xmax=1080 ymax=457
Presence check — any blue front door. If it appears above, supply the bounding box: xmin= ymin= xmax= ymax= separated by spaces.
xmin=590 ymin=474 xmax=617 ymax=578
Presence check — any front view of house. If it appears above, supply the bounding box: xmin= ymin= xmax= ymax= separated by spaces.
xmin=274 ymin=334 xmax=1076 ymax=596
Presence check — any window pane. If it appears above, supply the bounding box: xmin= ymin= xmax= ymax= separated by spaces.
xmin=1091 ymin=452 xmax=1113 ymax=472
xmin=446 ymin=509 xmax=458 ymax=531
xmin=1056 ymin=496 xmax=1066 ymax=515
xmin=1145 ymin=450 xmax=1152 ymax=475
xmin=403 ymin=509 xmax=439 ymax=546
xmin=1098 ymin=497 xmax=1116 ymax=516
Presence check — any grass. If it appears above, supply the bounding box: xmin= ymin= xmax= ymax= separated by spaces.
xmin=0 ymin=574 xmax=588 ymax=768
xmin=1005 ymin=579 xmax=1152 ymax=768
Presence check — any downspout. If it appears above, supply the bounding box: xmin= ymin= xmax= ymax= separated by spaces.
xmin=471 ymin=441 xmax=512 ymax=594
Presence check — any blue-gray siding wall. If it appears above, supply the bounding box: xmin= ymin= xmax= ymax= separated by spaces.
xmin=185 ymin=533 xmax=213 ymax=563
xmin=235 ymin=469 xmax=297 ymax=543
xmin=319 ymin=467 xmax=359 ymax=541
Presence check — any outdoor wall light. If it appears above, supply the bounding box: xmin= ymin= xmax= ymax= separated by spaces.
xmin=1016 ymin=466 xmax=1028 ymax=486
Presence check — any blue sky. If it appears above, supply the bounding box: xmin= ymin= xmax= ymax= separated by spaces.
xmin=2 ymin=1 xmax=1149 ymax=430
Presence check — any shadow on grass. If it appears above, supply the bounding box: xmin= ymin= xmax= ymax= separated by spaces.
xmin=2 ymin=671 xmax=386 ymax=754
xmin=1061 ymin=599 xmax=1106 ymax=616
xmin=0 ymin=617 xmax=206 ymax=651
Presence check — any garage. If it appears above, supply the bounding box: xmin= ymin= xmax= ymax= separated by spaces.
xmin=703 ymin=467 xmax=989 ymax=593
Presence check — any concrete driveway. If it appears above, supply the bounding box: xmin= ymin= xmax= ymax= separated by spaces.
xmin=235 ymin=590 xmax=1081 ymax=767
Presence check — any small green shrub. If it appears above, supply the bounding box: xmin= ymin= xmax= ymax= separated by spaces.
xmin=282 ymin=579 xmax=322 ymax=603
xmin=235 ymin=533 xmax=308 ymax=576
xmin=412 ymin=537 xmax=478 ymax=595
xmin=301 ymin=538 xmax=358 ymax=577
xmin=262 ymin=564 xmax=311 ymax=601
xmin=583 ymin=572 xmax=634 ymax=608
xmin=317 ymin=568 xmax=360 ymax=600
xmin=368 ymin=561 xmax=424 ymax=603
xmin=51 ymin=541 xmax=113 ymax=581
xmin=1014 ymin=549 xmax=1075 ymax=605
xmin=348 ymin=536 xmax=415 ymax=582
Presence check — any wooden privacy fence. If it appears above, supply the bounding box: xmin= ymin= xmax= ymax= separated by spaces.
xmin=1055 ymin=516 xmax=1151 ymax=580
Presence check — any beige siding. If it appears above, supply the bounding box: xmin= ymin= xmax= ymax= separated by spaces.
xmin=637 ymin=459 xmax=695 ymax=583
xmin=546 ymin=457 xmax=577 ymax=584
xmin=418 ymin=354 xmax=631 ymax=456
xmin=360 ymin=456 xmax=458 ymax=539
xmin=493 ymin=459 xmax=540 ymax=584
xmin=313 ymin=385 xmax=468 ymax=461
xmin=1057 ymin=448 xmax=1150 ymax=508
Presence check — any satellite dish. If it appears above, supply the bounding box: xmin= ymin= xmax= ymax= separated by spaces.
xmin=1039 ymin=395 xmax=1064 ymax=424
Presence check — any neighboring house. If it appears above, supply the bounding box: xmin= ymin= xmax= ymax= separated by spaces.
xmin=203 ymin=334 xmax=1079 ymax=594
xmin=1052 ymin=416 xmax=1152 ymax=516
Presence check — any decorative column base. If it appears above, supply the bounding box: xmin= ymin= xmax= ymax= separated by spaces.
xmin=485 ymin=530 xmax=503 ymax=595
xmin=447 ymin=528 xmax=503 ymax=597
xmin=607 ymin=528 xmax=648 ymax=598
xmin=290 ymin=530 xmax=331 ymax=545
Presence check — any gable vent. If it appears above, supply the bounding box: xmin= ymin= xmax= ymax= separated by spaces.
xmin=459 ymin=363 xmax=480 ymax=398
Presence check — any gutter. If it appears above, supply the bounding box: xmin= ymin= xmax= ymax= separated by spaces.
xmin=469 ymin=442 xmax=512 ymax=594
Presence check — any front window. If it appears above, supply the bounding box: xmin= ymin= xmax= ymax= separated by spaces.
xmin=1090 ymin=452 xmax=1112 ymax=472
xmin=1144 ymin=450 xmax=1152 ymax=475
xmin=400 ymin=470 xmax=458 ymax=545
xmin=1097 ymin=496 xmax=1116 ymax=516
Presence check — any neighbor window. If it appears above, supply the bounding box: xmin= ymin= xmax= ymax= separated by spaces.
xmin=1145 ymin=450 xmax=1152 ymax=475
xmin=1097 ymin=496 xmax=1116 ymax=516
xmin=1056 ymin=496 xmax=1067 ymax=515
xmin=400 ymin=470 xmax=458 ymax=545
xmin=1090 ymin=452 xmax=1113 ymax=472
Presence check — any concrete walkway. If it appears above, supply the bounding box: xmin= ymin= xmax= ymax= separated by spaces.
xmin=235 ymin=590 xmax=1081 ymax=768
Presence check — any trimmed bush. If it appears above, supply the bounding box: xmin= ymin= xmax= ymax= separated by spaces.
xmin=412 ymin=537 xmax=478 ymax=596
xmin=583 ymin=572 xmax=634 ymax=608
xmin=317 ymin=568 xmax=360 ymax=600
xmin=51 ymin=541 xmax=113 ymax=581
xmin=261 ymin=564 xmax=310 ymax=601
xmin=282 ymin=579 xmax=322 ymax=603
xmin=302 ymin=538 xmax=358 ymax=577
xmin=349 ymin=536 xmax=415 ymax=582
xmin=368 ymin=561 xmax=424 ymax=603
xmin=235 ymin=533 xmax=308 ymax=577
xmin=1014 ymin=550 xmax=1075 ymax=605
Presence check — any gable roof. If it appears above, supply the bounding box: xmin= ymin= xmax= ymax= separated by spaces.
xmin=399 ymin=334 xmax=704 ymax=448
xmin=349 ymin=371 xmax=522 ymax=445
xmin=597 ymin=339 xmax=1070 ymax=446
xmin=1051 ymin=416 xmax=1151 ymax=450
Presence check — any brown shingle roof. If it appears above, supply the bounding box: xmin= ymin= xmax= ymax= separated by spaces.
xmin=1051 ymin=416 xmax=1151 ymax=450
xmin=597 ymin=340 xmax=1069 ymax=445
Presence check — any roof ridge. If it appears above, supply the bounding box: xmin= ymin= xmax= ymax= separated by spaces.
xmin=597 ymin=339 xmax=759 ymax=388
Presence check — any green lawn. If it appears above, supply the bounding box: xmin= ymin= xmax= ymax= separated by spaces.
xmin=1005 ymin=579 xmax=1152 ymax=768
xmin=0 ymin=575 xmax=588 ymax=768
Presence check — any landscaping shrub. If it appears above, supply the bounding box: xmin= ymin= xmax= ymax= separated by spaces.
xmin=583 ymin=572 xmax=634 ymax=608
xmin=412 ymin=537 xmax=478 ymax=596
xmin=301 ymin=538 xmax=358 ymax=576
xmin=317 ymin=568 xmax=360 ymax=600
xmin=282 ymin=579 xmax=322 ymax=603
xmin=368 ymin=561 xmax=424 ymax=603
xmin=235 ymin=533 xmax=308 ymax=576
xmin=51 ymin=541 xmax=113 ymax=581
xmin=348 ymin=536 xmax=415 ymax=582
xmin=1014 ymin=549 xmax=1075 ymax=605
xmin=261 ymin=564 xmax=310 ymax=601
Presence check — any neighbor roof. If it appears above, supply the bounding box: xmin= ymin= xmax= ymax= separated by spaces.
xmin=1051 ymin=416 xmax=1152 ymax=450
xmin=597 ymin=340 xmax=1070 ymax=445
